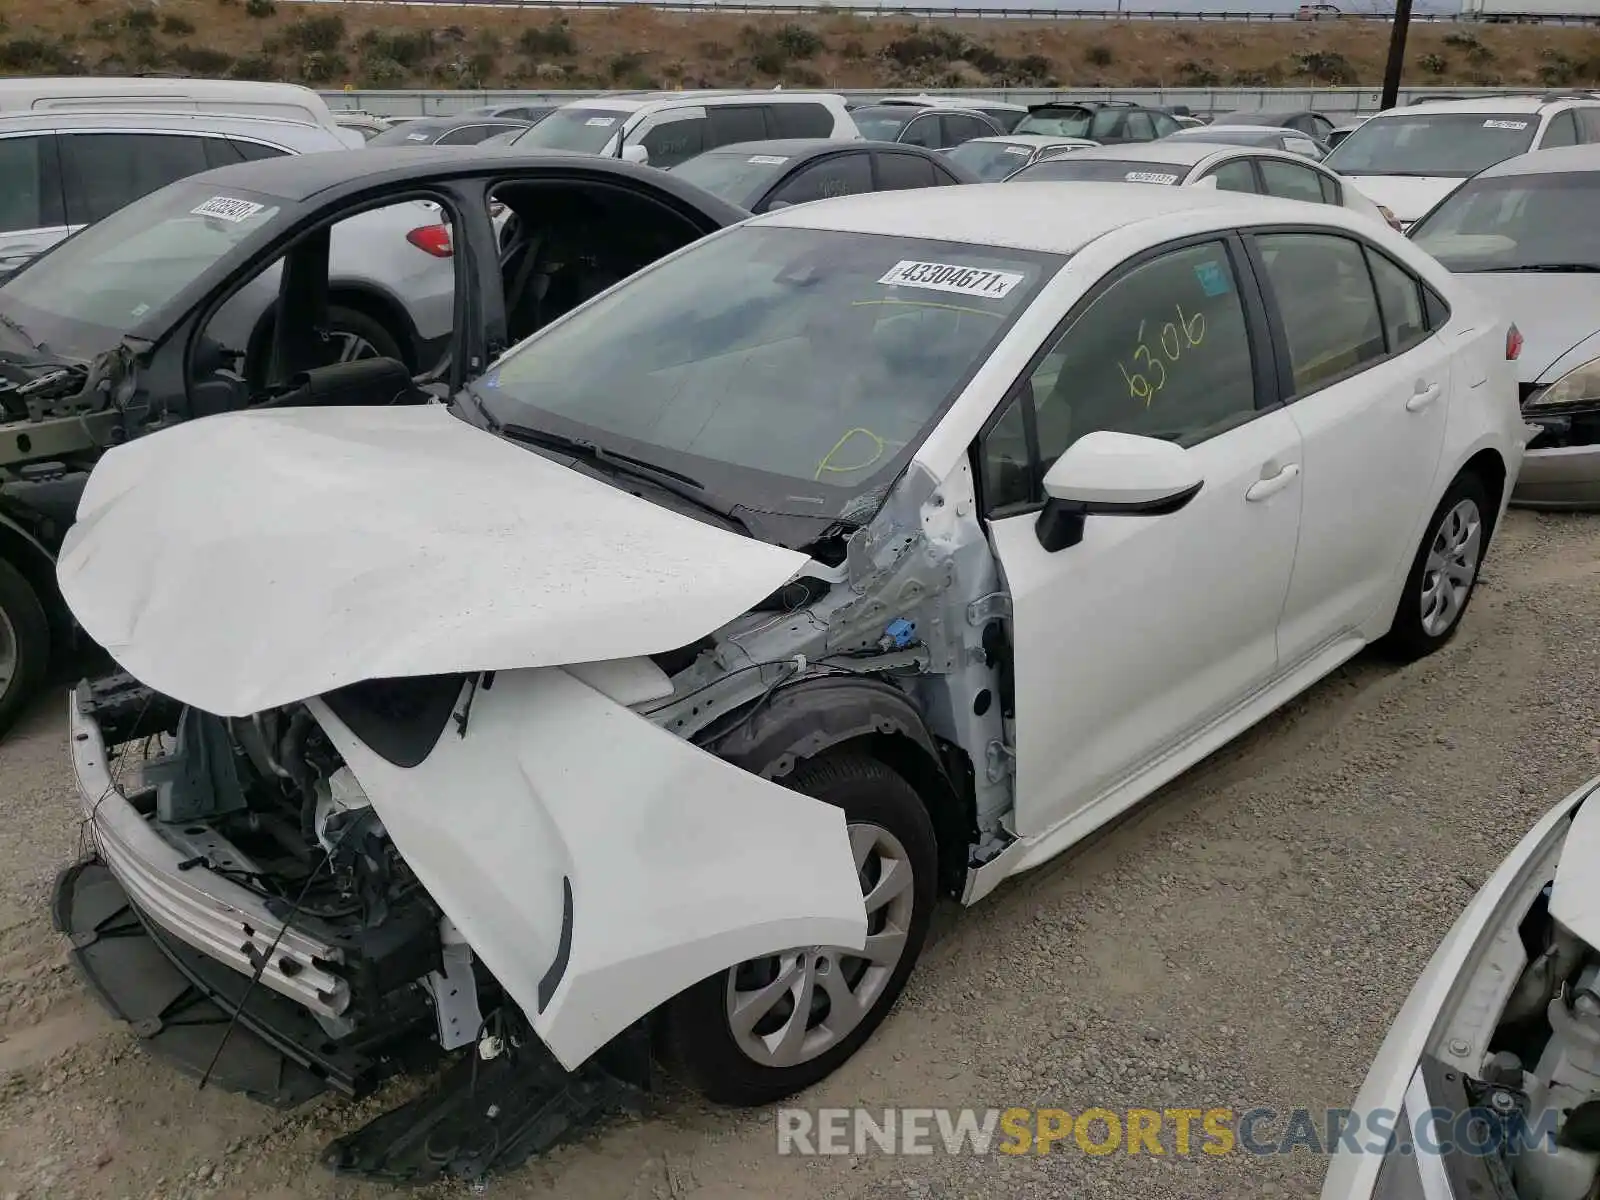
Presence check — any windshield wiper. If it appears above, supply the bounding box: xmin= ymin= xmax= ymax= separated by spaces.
xmin=499 ymin=422 xmax=747 ymax=533
xmin=1472 ymin=263 xmax=1600 ymax=273
xmin=0 ymin=310 xmax=41 ymax=352
xmin=453 ymin=382 xmax=502 ymax=432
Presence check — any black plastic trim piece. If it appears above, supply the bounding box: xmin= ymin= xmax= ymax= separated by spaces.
xmin=321 ymin=673 xmax=466 ymax=768
xmin=537 ymin=876 xmax=574 ymax=1013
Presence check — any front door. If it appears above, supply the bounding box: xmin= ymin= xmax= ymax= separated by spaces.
xmin=1247 ymin=231 xmax=1451 ymax=664
xmin=979 ymin=236 xmax=1305 ymax=839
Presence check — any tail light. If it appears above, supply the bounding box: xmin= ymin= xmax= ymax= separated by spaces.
xmin=1378 ymin=205 xmax=1402 ymax=233
xmin=406 ymin=224 xmax=453 ymax=258
xmin=1507 ymin=323 xmax=1523 ymax=361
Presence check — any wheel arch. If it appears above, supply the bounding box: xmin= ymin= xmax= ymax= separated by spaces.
xmin=706 ymin=675 xmax=974 ymax=897
xmin=0 ymin=513 xmax=69 ymax=651
xmin=1459 ymin=446 xmax=1508 ymax=534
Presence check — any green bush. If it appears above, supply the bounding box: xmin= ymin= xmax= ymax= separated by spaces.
xmin=356 ymin=30 xmax=434 ymax=67
xmin=607 ymin=49 xmax=645 ymax=81
xmin=1418 ymin=52 xmax=1447 ymax=74
xmin=0 ymin=36 xmax=76 ymax=71
xmin=281 ymin=13 xmax=345 ymax=53
xmin=243 ymin=0 xmax=276 ymax=18
xmin=1175 ymin=59 xmax=1221 ymax=86
xmin=517 ymin=19 xmax=575 ymax=57
xmin=1084 ymin=42 xmax=1113 ymax=66
xmin=1293 ymin=49 xmax=1354 ymax=84
xmin=358 ymin=54 xmax=406 ymax=86
xmin=296 ymin=49 xmax=346 ymax=82
xmin=161 ymin=14 xmax=196 ymax=35
xmin=230 ymin=52 xmax=276 ymax=78
xmin=775 ymin=22 xmax=824 ymax=59
xmin=121 ymin=5 xmax=159 ymax=32
xmin=170 ymin=44 xmax=235 ymax=73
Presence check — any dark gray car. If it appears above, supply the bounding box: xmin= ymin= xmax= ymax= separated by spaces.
xmin=848 ymin=105 xmax=1002 ymax=150
xmin=669 ymin=138 xmax=971 ymax=212
xmin=368 ymin=114 xmax=537 ymax=148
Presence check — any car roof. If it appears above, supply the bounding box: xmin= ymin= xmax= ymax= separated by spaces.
xmin=877 ymin=94 xmax=1028 ymax=111
xmin=1475 ymin=141 xmax=1600 ymax=177
xmin=752 ymin=180 xmax=1305 ymax=254
xmin=964 ymin=134 xmax=1098 ymax=147
xmin=1393 ymin=94 xmax=1591 ymax=116
xmin=1212 ymin=110 xmax=1312 ymax=124
xmin=563 ymin=90 xmax=845 ymax=114
xmin=0 ymin=109 xmax=346 ymax=150
xmin=172 ymin=145 xmax=748 ymax=216
xmin=383 ymin=114 xmax=533 ymax=133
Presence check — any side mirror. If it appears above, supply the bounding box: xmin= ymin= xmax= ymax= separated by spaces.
xmin=1192 ymin=174 xmax=1220 ymax=190
xmin=621 ymin=144 xmax=650 ymax=165
xmin=765 ymin=199 xmax=794 ymax=211
xmin=1035 ymin=431 xmax=1203 ymax=552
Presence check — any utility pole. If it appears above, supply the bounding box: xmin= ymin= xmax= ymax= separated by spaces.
xmin=1379 ymin=0 xmax=1415 ymax=111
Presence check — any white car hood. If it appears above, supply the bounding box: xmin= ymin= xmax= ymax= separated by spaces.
xmin=1340 ymin=174 xmax=1463 ymax=224
xmin=56 ymin=404 xmax=808 ymax=716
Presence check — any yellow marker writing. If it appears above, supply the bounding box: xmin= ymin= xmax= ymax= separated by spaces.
xmin=814 ymin=427 xmax=888 ymax=481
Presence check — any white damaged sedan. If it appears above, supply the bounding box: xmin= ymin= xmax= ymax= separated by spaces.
xmin=55 ymin=182 xmax=1529 ymax=1172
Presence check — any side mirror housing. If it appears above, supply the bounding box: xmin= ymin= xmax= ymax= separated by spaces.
xmin=1191 ymin=173 xmax=1220 ymax=190
xmin=1035 ymin=431 xmax=1203 ymax=552
xmin=621 ymin=143 xmax=650 ymax=165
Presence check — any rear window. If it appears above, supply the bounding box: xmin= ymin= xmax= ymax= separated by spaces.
xmin=767 ymin=103 xmax=834 ymax=139
xmin=1324 ymin=111 xmax=1539 ymax=178
xmin=670 ymin=150 xmax=789 ymax=205
xmin=851 ymin=107 xmax=914 ymax=141
xmin=1013 ymin=107 xmax=1094 ymax=137
xmin=1011 ymin=158 xmax=1185 ymax=185
xmin=515 ymin=107 xmax=629 ymax=154
xmin=946 ymin=140 xmax=1036 ymax=182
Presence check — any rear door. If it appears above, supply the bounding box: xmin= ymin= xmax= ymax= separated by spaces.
xmin=760 ymin=151 xmax=873 ymax=211
xmin=706 ymin=104 xmax=767 ymax=150
xmin=0 ymin=132 xmax=69 ymax=279
xmin=1259 ymin=157 xmax=1331 ymax=205
xmin=629 ymin=107 xmax=707 ymax=169
xmin=873 ymin=150 xmax=939 ymax=191
xmin=1249 ymin=230 xmax=1451 ymax=664
xmin=58 ymin=131 xmax=212 ymax=226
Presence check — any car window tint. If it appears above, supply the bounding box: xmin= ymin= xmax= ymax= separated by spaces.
xmin=437 ymin=124 xmax=516 ymax=146
xmin=901 ymin=115 xmax=941 ymax=149
xmin=1206 ymin=159 xmax=1258 ymax=193
xmin=1318 ymin=172 xmax=1341 ymax=204
xmin=1424 ymin=285 xmax=1450 ymax=330
xmin=945 ymin=114 xmax=993 ymax=146
xmin=1154 ymin=113 xmax=1181 ymax=138
xmin=1579 ymin=107 xmax=1600 ymax=143
xmin=638 ymin=116 xmax=706 ymax=168
xmin=766 ymin=103 xmax=834 ymax=139
xmin=1541 ymin=109 xmax=1580 ymax=149
xmin=766 ymin=153 xmax=873 ymax=209
xmin=1366 ymin=248 xmax=1428 ymax=354
xmin=60 ymin=132 xmax=213 ymax=225
xmin=707 ymin=105 xmax=767 ymax=148
xmin=983 ymin=239 xmax=1258 ymax=510
xmin=1089 ymin=110 xmax=1125 ymax=140
xmin=1256 ymin=233 xmax=1386 ymax=395
xmin=876 ymin=151 xmax=937 ymax=189
xmin=230 ymin=138 xmax=289 ymax=162
xmin=1259 ymin=158 xmax=1326 ymax=203
xmin=0 ymin=135 xmax=54 ymax=233
xmin=1125 ymin=111 xmax=1155 ymax=141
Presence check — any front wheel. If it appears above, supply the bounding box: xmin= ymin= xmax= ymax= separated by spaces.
xmin=0 ymin=556 xmax=50 ymax=737
xmin=656 ymin=752 xmax=938 ymax=1106
xmin=1383 ymin=472 xmax=1491 ymax=662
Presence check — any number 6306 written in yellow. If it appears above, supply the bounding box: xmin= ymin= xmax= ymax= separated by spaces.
xmin=1119 ymin=304 xmax=1206 ymax=408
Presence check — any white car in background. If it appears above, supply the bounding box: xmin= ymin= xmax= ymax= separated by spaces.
xmin=1323 ymin=94 xmax=1600 ymax=228
xmin=941 ymin=133 xmax=1099 ymax=181
xmin=1008 ymin=141 xmax=1398 ymax=227
xmin=61 ymin=183 xmax=1525 ymax=1138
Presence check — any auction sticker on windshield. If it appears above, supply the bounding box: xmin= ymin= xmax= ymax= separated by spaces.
xmin=1483 ymin=120 xmax=1529 ymax=130
xmin=1004 ymin=146 xmax=1031 ymax=156
xmin=878 ymin=260 xmax=1024 ymax=299
xmin=585 ymin=116 xmax=617 ymax=127
xmin=749 ymin=155 xmax=789 ymax=165
xmin=1125 ymin=171 xmax=1181 ymax=185
xmin=190 ymin=197 xmax=266 ymax=223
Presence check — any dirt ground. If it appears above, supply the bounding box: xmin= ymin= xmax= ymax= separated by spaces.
xmin=4 ymin=507 xmax=1600 ymax=1199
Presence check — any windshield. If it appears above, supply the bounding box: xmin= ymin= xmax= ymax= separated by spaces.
xmin=670 ymin=150 xmax=789 ymax=205
xmin=0 ymin=181 xmax=282 ymax=354
xmin=1013 ymin=108 xmax=1094 ymax=137
xmin=1325 ymin=112 xmax=1538 ymax=177
xmin=513 ymin=107 xmax=628 ymax=154
xmin=476 ymin=226 xmax=1060 ymax=527
xmin=1012 ymin=158 xmax=1186 ymax=185
xmin=945 ymin=140 xmax=1037 ymax=181
xmin=1409 ymin=171 xmax=1600 ymax=271
xmin=851 ymin=108 xmax=914 ymax=140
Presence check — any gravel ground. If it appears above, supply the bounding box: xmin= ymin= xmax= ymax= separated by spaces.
xmin=3 ymin=507 xmax=1600 ymax=1200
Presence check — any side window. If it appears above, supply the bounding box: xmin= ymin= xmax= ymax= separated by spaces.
xmin=1424 ymin=285 xmax=1451 ymax=331
xmin=1541 ymin=109 xmax=1580 ymax=149
xmin=1578 ymin=107 xmax=1600 ymax=143
xmin=60 ymin=132 xmax=211 ymax=225
xmin=900 ymin=115 xmax=941 ymax=149
xmin=708 ymin=105 xmax=767 ymax=148
xmin=766 ymin=103 xmax=835 ymax=139
xmin=1124 ymin=111 xmax=1155 ymax=141
xmin=230 ymin=139 xmax=290 ymax=162
xmin=1205 ymin=159 xmax=1259 ymax=193
xmin=943 ymin=114 xmax=992 ymax=146
xmin=1089 ymin=110 xmax=1125 ymax=141
xmin=436 ymin=124 xmax=515 ymax=146
xmin=1366 ymin=249 xmax=1428 ymax=354
xmin=875 ymin=151 xmax=938 ymax=190
xmin=637 ymin=115 xmax=705 ymax=169
xmin=1259 ymin=158 xmax=1326 ymax=204
xmin=765 ymin=153 xmax=873 ymax=209
xmin=1282 ymin=136 xmax=1321 ymax=159
xmin=0 ymin=135 xmax=62 ymax=233
xmin=980 ymin=240 xmax=1259 ymax=511
xmin=1255 ymin=233 xmax=1386 ymax=396
xmin=1317 ymin=171 xmax=1341 ymax=204
xmin=1153 ymin=113 xmax=1182 ymax=138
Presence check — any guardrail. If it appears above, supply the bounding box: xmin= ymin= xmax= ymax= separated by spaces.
xmin=299 ymin=0 xmax=1600 ymax=18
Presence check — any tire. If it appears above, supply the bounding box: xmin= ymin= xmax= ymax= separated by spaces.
xmin=656 ymin=751 xmax=938 ymax=1106
xmin=1382 ymin=471 xmax=1492 ymax=663
xmin=0 ymin=555 xmax=50 ymax=738
xmin=323 ymin=304 xmax=408 ymax=369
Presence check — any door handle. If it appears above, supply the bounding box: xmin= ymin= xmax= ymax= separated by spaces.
xmin=1245 ymin=462 xmax=1301 ymax=502
xmin=1406 ymin=382 xmax=1443 ymax=412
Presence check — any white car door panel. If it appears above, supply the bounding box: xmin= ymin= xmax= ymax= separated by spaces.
xmin=976 ymin=235 xmax=1305 ymax=839
xmin=1255 ymin=232 xmax=1451 ymax=664
xmin=991 ymin=408 xmax=1304 ymax=838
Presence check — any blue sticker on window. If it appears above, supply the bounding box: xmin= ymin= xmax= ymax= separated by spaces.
xmin=1194 ymin=261 xmax=1229 ymax=297
xmin=481 ymin=372 xmax=500 ymax=389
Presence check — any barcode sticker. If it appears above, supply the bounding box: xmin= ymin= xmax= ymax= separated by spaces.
xmin=190 ymin=196 xmax=265 ymax=223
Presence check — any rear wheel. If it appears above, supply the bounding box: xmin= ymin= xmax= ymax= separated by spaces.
xmin=656 ymin=752 xmax=938 ymax=1106
xmin=1383 ymin=472 xmax=1491 ymax=662
xmin=0 ymin=556 xmax=49 ymax=736
xmin=322 ymin=304 xmax=407 ymax=368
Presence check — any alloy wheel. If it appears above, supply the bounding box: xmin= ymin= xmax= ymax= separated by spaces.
xmin=1420 ymin=497 xmax=1482 ymax=638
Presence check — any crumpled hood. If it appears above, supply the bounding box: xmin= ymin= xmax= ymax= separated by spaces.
xmin=1341 ymin=175 xmax=1463 ymax=224
xmin=57 ymin=404 xmax=808 ymax=716
xmin=1456 ymin=271 xmax=1600 ymax=384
